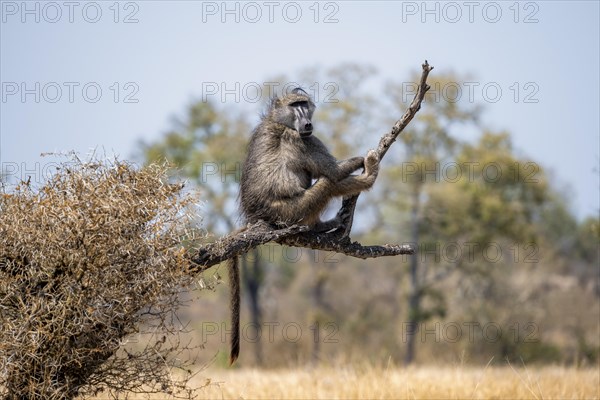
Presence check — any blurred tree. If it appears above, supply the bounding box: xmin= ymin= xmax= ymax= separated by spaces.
xmin=383 ymin=73 xmax=479 ymax=364
xmin=425 ymin=131 xmax=549 ymax=249
xmin=142 ymin=101 xmax=247 ymax=233
xmin=575 ymin=217 xmax=600 ymax=275
xmin=417 ymin=133 xmax=555 ymax=363
xmin=294 ymin=64 xmax=380 ymax=363
xmin=140 ymin=100 xmax=273 ymax=364
xmin=382 ymin=72 xmax=554 ymax=364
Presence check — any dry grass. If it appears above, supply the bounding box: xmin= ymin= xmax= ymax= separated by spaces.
xmin=93 ymin=365 xmax=599 ymax=399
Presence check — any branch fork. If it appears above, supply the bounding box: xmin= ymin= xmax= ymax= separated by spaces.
xmin=190 ymin=61 xmax=433 ymax=273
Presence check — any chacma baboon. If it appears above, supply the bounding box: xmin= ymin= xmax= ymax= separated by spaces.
xmin=228 ymin=87 xmax=379 ymax=364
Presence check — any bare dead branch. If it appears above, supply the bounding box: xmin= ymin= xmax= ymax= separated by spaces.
xmin=189 ymin=222 xmax=309 ymax=273
xmin=377 ymin=60 xmax=434 ymax=160
xmin=191 ymin=61 xmax=433 ymax=272
xmin=189 ymin=222 xmax=413 ymax=273
xmin=276 ymin=230 xmax=414 ymax=259
xmin=341 ymin=60 xmax=434 ymax=237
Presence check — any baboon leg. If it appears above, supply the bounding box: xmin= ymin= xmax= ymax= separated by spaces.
xmin=271 ymin=151 xmax=379 ymax=224
xmin=270 ymin=178 xmax=339 ymax=224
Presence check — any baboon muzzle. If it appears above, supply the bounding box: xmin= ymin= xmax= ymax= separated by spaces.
xmin=300 ymin=123 xmax=313 ymax=137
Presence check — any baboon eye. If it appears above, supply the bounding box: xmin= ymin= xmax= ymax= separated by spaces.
xmin=289 ymin=101 xmax=308 ymax=107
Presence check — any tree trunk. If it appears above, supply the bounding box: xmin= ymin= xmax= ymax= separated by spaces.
xmin=404 ymin=272 xmax=421 ymax=365
xmin=404 ymin=181 xmax=422 ymax=365
xmin=311 ymin=263 xmax=327 ymax=365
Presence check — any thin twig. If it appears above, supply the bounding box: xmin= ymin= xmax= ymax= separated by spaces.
xmin=342 ymin=60 xmax=434 ymax=237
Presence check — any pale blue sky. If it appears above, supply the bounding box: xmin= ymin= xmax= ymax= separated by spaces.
xmin=1 ymin=1 xmax=599 ymax=219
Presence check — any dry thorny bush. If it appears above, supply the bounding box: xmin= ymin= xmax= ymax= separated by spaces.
xmin=0 ymin=158 xmax=206 ymax=399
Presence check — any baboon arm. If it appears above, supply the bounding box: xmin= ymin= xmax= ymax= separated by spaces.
xmin=270 ymin=178 xmax=339 ymax=224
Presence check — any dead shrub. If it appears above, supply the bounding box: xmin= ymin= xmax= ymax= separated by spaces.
xmin=0 ymin=158 xmax=203 ymax=399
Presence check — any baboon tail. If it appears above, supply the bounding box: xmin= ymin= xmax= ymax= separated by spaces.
xmin=228 ymin=257 xmax=240 ymax=365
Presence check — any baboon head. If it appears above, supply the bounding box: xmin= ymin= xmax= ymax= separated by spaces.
xmin=268 ymin=87 xmax=315 ymax=137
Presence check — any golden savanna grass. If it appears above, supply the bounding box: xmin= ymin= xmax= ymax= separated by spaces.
xmin=95 ymin=365 xmax=599 ymax=399
xmin=199 ymin=366 xmax=598 ymax=400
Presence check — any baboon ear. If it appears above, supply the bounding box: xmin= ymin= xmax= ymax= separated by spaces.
xmin=291 ymin=87 xmax=308 ymax=96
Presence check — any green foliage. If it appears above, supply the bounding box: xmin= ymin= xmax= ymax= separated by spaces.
xmin=575 ymin=216 xmax=600 ymax=264
xmin=508 ymin=341 xmax=563 ymax=364
xmin=141 ymin=101 xmax=249 ymax=233
xmin=425 ymin=131 xmax=548 ymax=245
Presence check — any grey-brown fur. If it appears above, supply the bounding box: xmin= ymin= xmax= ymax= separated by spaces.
xmin=227 ymin=257 xmax=240 ymax=365
xmin=240 ymin=88 xmax=379 ymax=231
xmin=228 ymin=88 xmax=378 ymax=365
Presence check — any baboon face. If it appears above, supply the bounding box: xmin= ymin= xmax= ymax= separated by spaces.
xmin=289 ymin=99 xmax=314 ymax=137
xmin=271 ymin=88 xmax=315 ymax=138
